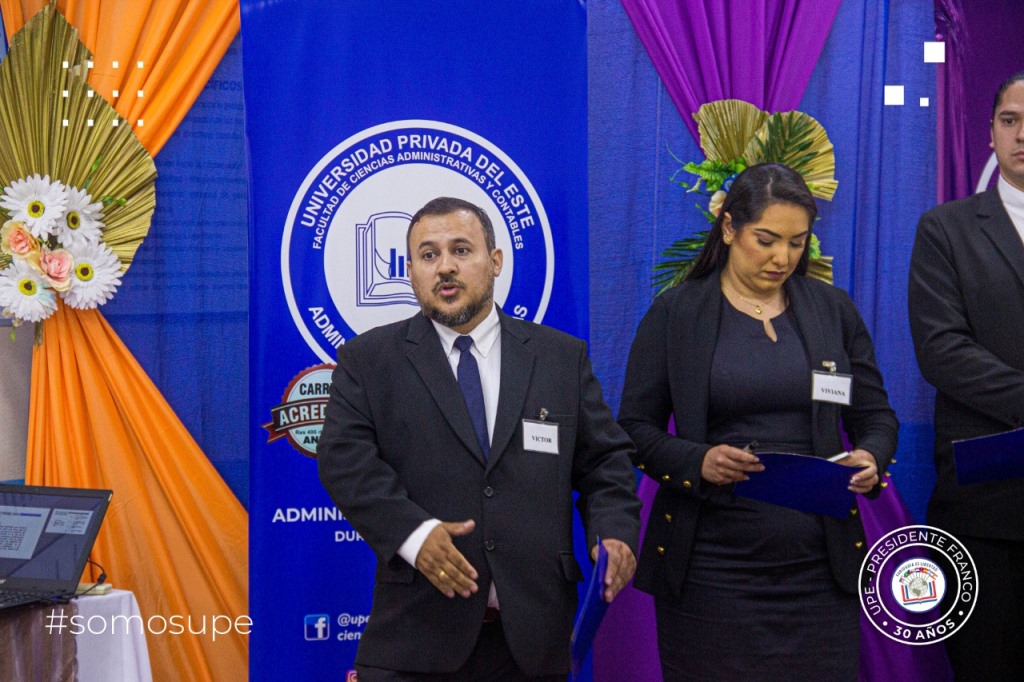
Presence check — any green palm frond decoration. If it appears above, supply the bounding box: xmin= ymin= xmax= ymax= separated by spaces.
xmin=0 ymin=3 xmax=156 ymax=272
xmin=654 ymin=99 xmax=838 ymax=292
xmin=652 ymin=230 xmax=710 ymax=295
xmin=743 ymin=111 xmax=837 ymax=200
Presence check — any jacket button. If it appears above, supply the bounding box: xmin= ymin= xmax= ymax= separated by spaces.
xmin=664 ymin=513 xmax=673 ymax=523
xmin=880 ymin=481 xmax=889 ymax=488
xmin=483 ymin=487 xmax=494 ymax=498
xmin=890 ymin=458 xmax=897 ymax=464
xmin=855 ymin=541 xmax=864 ymax=549
xmin=485 ymin=540 xmax=495 ymax=551
xmin=850 ymin=508 xmax=858 ymax=516
xmin=637 ymin=463 xmax=646 ymax=471
xmin=656 ymin=546 xmax=665 ymax=555
xmin=661 ymin=474 xmax=671 ymax=482
xmin=885 ymin=471 xmax=892 ymax=477
xmin=682 ymin=480 xmax=692 ymax=489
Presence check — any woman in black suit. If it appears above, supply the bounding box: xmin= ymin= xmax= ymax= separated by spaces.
xmin=618 ymin=163 xmax=898 ymax=681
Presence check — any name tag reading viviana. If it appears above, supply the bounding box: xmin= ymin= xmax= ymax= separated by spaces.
xmin=523 ymin=419 xmax=559 ymax=454
xmin=812 ymin=370 xmax=853 ymax=406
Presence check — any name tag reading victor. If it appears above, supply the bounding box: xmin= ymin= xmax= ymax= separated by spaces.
xmin=522 ymin=419 xmax=559 ymax=454
xmin=812 ymin=370 xmax=853 ymax=405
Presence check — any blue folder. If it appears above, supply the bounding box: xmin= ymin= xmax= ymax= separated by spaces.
xmin=570 ymin=539 xmax=609 ymax=678
xmin=733 ymin=452 xmax=857 ymax=518
xmin=954 ymin=427 xmax=1024 ymax=486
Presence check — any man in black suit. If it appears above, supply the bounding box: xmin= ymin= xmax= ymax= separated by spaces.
xmin=909 ymin=71 xmax=1024 ymax=681
xmin=318 ymin=196 xmax=640 ymax=680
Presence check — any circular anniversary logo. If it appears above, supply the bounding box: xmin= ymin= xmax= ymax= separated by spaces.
xmin=860 ymin=525 xmax=978 ymax=645
xmin=282 ymin=120 xmax=555 ymax=363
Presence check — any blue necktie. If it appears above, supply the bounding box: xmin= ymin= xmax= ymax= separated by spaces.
xmin=454 ymin=335 xmax=489 ymax=459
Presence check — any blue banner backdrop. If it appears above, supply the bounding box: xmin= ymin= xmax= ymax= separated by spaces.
xmin=240 ymin=1 xmax=589 ymax=678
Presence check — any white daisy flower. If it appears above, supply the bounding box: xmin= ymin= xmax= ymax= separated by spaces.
xmin=62 ymin=241 xmax=122 ymax=309
xmin=0 ymin=174 xmax=69 ymax=240
xmin=0 ymin=260 xmax=57 ymax=322
xmin=57 ymin=187 xmax=105 ymax=248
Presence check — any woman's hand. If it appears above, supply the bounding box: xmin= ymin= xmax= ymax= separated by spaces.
xmin=701 ymin=444 xmax=765 ymax=485
xmin=837 ymin=449 xmax=879 ymax=494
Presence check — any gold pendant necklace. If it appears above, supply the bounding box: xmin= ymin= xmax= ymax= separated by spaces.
xmin=722 ymin=282 xmax=780 ymax=316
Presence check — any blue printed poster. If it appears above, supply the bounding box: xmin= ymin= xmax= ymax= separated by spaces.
xmin=241 ymin=1 xmax=588 ymax=679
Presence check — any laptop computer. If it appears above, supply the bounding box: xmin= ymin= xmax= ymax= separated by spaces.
xmin=0 ymin=483 xmax=112 ymax=610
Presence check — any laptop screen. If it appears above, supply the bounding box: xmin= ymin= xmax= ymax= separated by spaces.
xmin=0 ymin=484 xmax=112 ymax=594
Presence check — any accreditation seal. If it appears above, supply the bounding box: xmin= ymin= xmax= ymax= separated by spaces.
xmin=859 ymin=525 xmax=978 ymax=644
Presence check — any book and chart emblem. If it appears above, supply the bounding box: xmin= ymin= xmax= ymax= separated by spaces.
xmin=282 ymin=120 xmax=555 ymax=364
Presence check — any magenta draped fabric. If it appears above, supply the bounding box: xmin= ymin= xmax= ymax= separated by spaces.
xmin=617 ymin=0 xmax=843 ymax=140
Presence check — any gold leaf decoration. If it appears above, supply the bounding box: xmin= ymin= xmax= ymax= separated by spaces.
xmin=0 ymin=3 xmax=156 ymax=272
xmin=743 ymin=110 xmax=837 ymax=200
xmin=694 ymin=99 xmax=768 ymax=163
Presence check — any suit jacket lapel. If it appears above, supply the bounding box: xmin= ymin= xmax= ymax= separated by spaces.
xmin=672 ymin=275 xmax=721 ymax=444
xmin=979 ymin=188 xmax=1024 ymax=291
xmin=786 ymin=277 xmax=835 ymax=451
xmin=488 ymin=311 xmax=535 ymax=471
xmin=405 ymin=314 xmax=487 ymax=466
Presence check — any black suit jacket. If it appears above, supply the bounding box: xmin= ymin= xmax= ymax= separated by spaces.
xmin=619 ymin=273 xmax=897 ymax=599
xmin=317 ymin=308 xmax=640 ymax=676
xmin=908 ymin=188 xmax=1024 ymax=540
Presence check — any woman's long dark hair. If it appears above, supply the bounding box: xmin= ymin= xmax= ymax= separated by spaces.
xmin=687 ymin=163 xmax=817 ymax=280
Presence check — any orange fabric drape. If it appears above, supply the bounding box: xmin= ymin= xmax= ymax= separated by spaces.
xmin=28 ymin=307 xmax=248 ymax=680
xmin=1 ymin=2 xmax=247 ymax=680
xmin=1 ymin=0 xmax=239 ymax=157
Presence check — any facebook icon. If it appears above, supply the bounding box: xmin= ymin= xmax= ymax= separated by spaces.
xmin=304 ymin=614 xmax=330 ymax=641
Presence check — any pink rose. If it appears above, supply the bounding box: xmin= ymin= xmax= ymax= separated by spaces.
xmin=0 ymin=220 xmax=39 ymax=257
xmin=39 ymin=248 xmax=75 ymax=291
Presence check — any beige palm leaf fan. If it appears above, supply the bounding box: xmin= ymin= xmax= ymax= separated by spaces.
xmin=0 ymin=3 xmax=156 ymax=272
xmin=695 ymin=99 xmax=768 ymax=163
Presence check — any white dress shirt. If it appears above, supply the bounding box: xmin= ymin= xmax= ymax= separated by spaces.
xmin=397 ymin=303 xmax=502 ymax=607
xmin=998 ymin=174 xmax=1024 ymax=247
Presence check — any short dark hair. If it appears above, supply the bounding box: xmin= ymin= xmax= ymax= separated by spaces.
xmin=687 ymin=163 xmax=817 ymax=280
xmin=993 ymin=71 xmax=1024 ymax=121
xmin=406 ymin=197 xmax=496 ymax=252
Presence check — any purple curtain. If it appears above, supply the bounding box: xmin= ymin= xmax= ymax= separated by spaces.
xmin=935 ymin=0 xmax=971 ymax=203
xmin=617 ymin=0 xmax=842 ymax=140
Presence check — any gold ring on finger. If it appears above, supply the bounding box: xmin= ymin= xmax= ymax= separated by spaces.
xmin=438 ymin=570 xmax=447 ymax=580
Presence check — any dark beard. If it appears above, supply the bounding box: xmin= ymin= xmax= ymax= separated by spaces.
xmin=421 ymin=275 xmax=494 ymax=329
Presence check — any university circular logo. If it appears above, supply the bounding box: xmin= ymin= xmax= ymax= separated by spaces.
xmin=860 ymin=525 xmax=977 ymax=644
xmin=282 ymin=120 xmax=555 ymax=363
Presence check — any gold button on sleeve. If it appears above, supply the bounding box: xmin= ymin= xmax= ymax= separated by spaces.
xmin=661 ymin=474 xmax=671 ymax=482
xmin=664 ymin=513 xmax=673 ymax=523
xmin=637 ymin=463 xmax=646 ymax=471
xmin=855 ymin=541 xmax=864 ymax=549
xmin=682 ymin=480 xmax=692 ymax=489
xmin=656 ymin=546 xmax=666 ymax=556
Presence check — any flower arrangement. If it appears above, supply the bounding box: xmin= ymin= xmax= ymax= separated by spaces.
xmin=653 ymin=99 xmax=837 ymax=294
xmin=0 ymin=5 xmax=157 ymax=334
xmin=0 ymin=174 xmax=123 ymax=322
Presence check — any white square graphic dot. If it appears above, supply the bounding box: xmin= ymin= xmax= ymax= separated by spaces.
xmin=924 ymin=42 xmax=946 ymax=64
xmin=113 ymin=89 xmax=119 ymax=98
xmin=920 ymin=97 xmax=930 ymax=107
xmin=884 ymin=85 xmax=905 ymax=106
xmin=62 ymin=60 xmax=69 ymax=69
xmin=112 ymin=120 xmax=120 ymax=127
xmin=62 ymin=90 xmax=69 ymax=98
xmin=86 ymin=90 xmax=94 ymax=98
xmin=62 ymin=119 xmax=69 ymax=127
xmin=86 ymin=60 xmax=94 ymax=69
xmin=87 ymin=119 xmax=94 ymax=127
xmin=137 ymin=119 xmax=144 ymax=127
xmin=112 ymin=61 xmax=119 ymax=69
xmin=137 ymin=61 xmax=145 ymax=69
xmin=137 ymin=90 xmax=145 ymax=98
